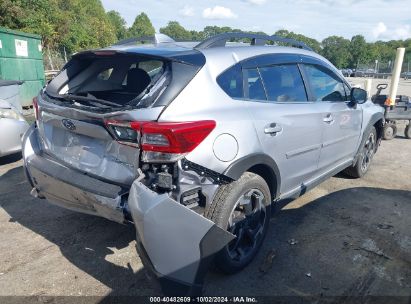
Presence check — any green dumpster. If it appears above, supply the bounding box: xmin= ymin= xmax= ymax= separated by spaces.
xmin=0 ymin=27 xmax=45 ymax=107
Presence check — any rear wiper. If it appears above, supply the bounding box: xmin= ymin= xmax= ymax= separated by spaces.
xmin=61 ymin=93 xmax=122 ymax=107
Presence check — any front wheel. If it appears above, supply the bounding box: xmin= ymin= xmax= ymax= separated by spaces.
xmin=344 ymin=127 xmax=377 ymax=178
xmin=205 ymin=172 xmax=271 ymax=274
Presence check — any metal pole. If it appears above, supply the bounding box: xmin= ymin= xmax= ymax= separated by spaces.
xmin=386 ymin=48 xmax=405 ymax=106
xmin=47 ymin=48 xmax=55 ymax=71
xmin=365 ymin=79 xmax=372 ymax=97
xmin=64 ymin=47 xmax=68 ymax=63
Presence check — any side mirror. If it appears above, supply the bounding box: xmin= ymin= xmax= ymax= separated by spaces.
xmin=350 ymin=87 xmax=368 ymax=104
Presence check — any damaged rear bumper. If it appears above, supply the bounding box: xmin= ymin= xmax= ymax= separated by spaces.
xmin=128 ymin=179 xmax=235 ymax=295
xmin=23 ymin=124 xmax=235 ymax=295
xmin=23 ymin=125 xmax=128 ymax=223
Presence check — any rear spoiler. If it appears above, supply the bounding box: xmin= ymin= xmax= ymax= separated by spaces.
xmin=70 ymin=48 xmax=206 ymax=67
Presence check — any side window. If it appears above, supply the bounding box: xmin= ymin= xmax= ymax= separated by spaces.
xmin=259 ymin=64 xmax=307 ymax=102
xmin=244 ymin=68 xmax=266 ymax=101
xmin=217 ymin=64 xmax=243 ymax=98
xmin=304 ymin=65 xmax=346 ymax=102
xmin=97 ymin=68 xmax=113 ymax=81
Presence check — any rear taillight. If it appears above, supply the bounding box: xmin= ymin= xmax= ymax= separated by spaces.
xmin=141 ymin=121 xmax=216 ymax=153
xmin=33 ymin=97 xmax=39 ymax=121
xmin=105 ymin=120 xmax=216 ymax=162
xmin=105 ymin=120 xmax=141 ymax=147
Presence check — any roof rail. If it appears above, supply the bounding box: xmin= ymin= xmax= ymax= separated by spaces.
xmin=195 ymin=32 xmax=313 ymax=51
xmin=113 ymin=33 xmax=175 ymax=46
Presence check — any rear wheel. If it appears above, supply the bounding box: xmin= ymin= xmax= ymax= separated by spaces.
xmin=344 ymin=127 xmax=377 ymax=178
xmin=205 ymin=172 xmax=271 ymax=274
xmin=405 ymin=121 xmax=411 ymax=139
xmin=383 ymin=122 xmax=397 ymax=140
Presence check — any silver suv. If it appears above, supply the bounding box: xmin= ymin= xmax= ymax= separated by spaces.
xmin=23 ymin=33 xmax=384 ymax=295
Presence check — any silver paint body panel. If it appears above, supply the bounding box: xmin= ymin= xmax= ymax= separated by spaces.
xmin=0 ymin=101 xmax=29 ymax=157
xmin=22 ymin=42 xmax=384 ymax=289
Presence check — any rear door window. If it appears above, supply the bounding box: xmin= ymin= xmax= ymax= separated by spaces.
xmin=244 ymin=68 xmax=267 ymax=101
xmin=259 ymin=64 xmax=307 ymax=102
xmin=303 ymin=64 xmax=347 ymax=102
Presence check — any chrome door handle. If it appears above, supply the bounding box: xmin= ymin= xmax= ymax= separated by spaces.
xmin=264 ymin=123 xmax=282 ymax=135
xmin=323 ymin=114 xmax=334 ymax=124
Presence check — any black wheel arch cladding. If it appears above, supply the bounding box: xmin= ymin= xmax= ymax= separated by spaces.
xmin=223 ymin=153 xmax=281 ymax=200
xmin=353 ymin=113 xmax=383 ymax=166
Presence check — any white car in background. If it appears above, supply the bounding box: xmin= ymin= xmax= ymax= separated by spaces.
xmin=0 ymin=99 xmax=29 ymax=157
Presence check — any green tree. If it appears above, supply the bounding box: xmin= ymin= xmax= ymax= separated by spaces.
xmin=350 ymin=35 xmax=368 ymax=66
xmin=1 ymin=3 xmax=410 ymax=70
xmin=275 ymin=29 xmax=321 ymax=53
xmin=201 ymin=26 xmax=263 ymax=43
xmin=128 ymin=13 xmax=155 ymax=38
xmin=0 ymin=0 xmax=25 ymax=29
xmin=160 ymin=21 xmax=192 ymax=40
xmin=107 ymin=10 xmax=127 ymax=41
xmin=190 ymin=30 xmax=205 ymax=41
xmin=321 ymin=36 xmax=351 ymax=68
xmin=203 ymin=26 xmax=239 ymax=38
xmin=0 ymin=0 xmax=61 ymax=49
xmin=0 ymin=0 xmax=116 ymax=53
xmin=56 ymin=0 xmax=116 ymax=53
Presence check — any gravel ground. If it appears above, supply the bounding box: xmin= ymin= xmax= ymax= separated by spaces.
xmin=0 ymin=79 xmax=410 ymax=302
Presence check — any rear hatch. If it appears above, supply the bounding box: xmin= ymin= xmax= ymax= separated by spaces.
xmin=36 ymin=48 xmax=205 ymax=186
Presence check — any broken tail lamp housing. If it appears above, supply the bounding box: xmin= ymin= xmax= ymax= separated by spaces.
xmin=105 ymin=120 xmax=216 ymax=163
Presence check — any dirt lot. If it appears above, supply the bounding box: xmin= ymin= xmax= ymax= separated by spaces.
xmin=0 ymin=82 xmax=411 ymax=301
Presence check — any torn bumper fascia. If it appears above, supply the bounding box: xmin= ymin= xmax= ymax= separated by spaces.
xmin=128 ymin=178 xmax=235 ymax=295
xmin=22 ymin=124 xmax=126 ymax=223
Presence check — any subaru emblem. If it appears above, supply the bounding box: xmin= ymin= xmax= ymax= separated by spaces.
xmin=62 ymin=119 xmax=76 ymax=131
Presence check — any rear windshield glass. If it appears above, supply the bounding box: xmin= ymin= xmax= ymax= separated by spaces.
xmin=48 ymin=53 xmax=170 ymax=109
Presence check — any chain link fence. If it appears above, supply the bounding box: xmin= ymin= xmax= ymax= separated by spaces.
xmin=42 ymin=48 xmax=70 ymax=80
xmin=353 ymin=61 xmax=411 ymax=78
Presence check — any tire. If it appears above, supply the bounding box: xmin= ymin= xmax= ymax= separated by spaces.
xmin=344 ymin=127 xmax=377 ymax=178
xmin=405 ymin=122 xmax=411 ymax=139
xmin=383 ymin=123 xmax=397 ymax=140
xmin=205 ymin=172 xmax=271 ymax=274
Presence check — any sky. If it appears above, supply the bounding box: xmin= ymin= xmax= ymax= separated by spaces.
xmin=101 ymin=0 xmax=411 ymax=42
